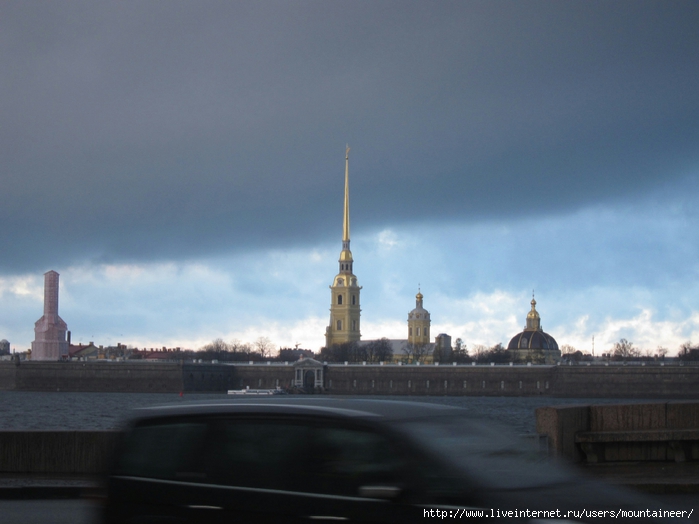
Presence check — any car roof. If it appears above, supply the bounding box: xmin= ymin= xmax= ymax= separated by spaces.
xmin=130 ymin=397 xmax=467 ymax=423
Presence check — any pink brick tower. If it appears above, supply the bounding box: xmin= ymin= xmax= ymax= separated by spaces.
xmin=31 ymin=270 xmax=69 ymax=360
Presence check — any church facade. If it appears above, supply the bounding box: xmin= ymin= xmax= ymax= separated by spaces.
xmin=325 ymin=147 xmax=362 ymax=348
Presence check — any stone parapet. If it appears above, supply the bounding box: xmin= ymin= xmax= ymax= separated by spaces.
xmin=0 ymin=431 xmax=119 ymax=474
xmin=536 ymin=402 xmax=699 ymax=464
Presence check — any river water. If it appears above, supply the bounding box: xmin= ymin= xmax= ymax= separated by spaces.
xmin=0 ymin=392 xmax=668 ymax=434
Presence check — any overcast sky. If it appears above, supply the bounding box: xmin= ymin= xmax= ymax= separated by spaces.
xmin=2 ymin=1 xmax=699 ymax=355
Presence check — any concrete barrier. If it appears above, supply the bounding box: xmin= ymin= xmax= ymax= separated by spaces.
xmin=0 ymin=431 xmax=119 ymax=474
xmin=536 ymin=402 xmax=699 ymax=464
xmin=535 ymin=405 xmax=589 ymax=462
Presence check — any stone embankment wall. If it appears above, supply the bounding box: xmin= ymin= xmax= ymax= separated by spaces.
xmin=536 ymin=401 xmax=699 ymax=463
xmin=0 ymin=361 xmax=698 ymax=397
xmin=0 ymin=431 xmax=119 ymax=474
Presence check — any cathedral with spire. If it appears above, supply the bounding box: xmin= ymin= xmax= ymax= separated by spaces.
xmin=322 ymin=148 xmax=559 ymax=363
xmin=325 ymin=146 xmax=362 ymax=348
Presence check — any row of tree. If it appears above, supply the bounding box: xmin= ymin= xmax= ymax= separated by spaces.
xmin=317 ymin=339 xmax=515 ymax=364
xmin=318 ymin=339 xmax=394 ymax=363
xmin=197 ymin=337 xmax=277 ymax=361
xmin=560 ymin=339 xmax=699 ymax=362
xmin=188 ymin=337 xmax=699 ymax=364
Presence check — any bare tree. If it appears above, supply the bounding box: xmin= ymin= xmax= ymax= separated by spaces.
xmin=484 ymin=342 xmax=510 ymax=363
xmin=678 ymin=341 xmax=699 ymax=361
xmin=612 ymin=338 xmax=640 ymax=360
xmin=560 ymin=344 xmax=577 ymax=355
xmin=319 ymin=341 xmax=362 ymax=362
xmin=201 ymin=338 xmax=230 ymax=352
xmin=452 ymin=338 xmax=471 ymax=363
xmin=228 ymin=339 xmax=252 ymax=353
xmin=365 ymin=338 xmax=393 ymax=363
xmin=254 ymin=337 xmax=276 ymax=359
xmin=403 ymin=342 xmax=429 ymax=363
xmin=656 ymin=346 xmax=669 ymax=360
xmin=471 ymin=344 xmax=488 ymax=362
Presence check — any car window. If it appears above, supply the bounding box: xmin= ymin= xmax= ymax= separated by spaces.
xmin=210 ymin=419 xmax=312 ymax=491
xmin=115 ymin=421 xmax=209 ymax=480
xmin=307 ymin=426 xmax=406 ymax=496
xmin=208 ymin=418 xmax=406 ymax=498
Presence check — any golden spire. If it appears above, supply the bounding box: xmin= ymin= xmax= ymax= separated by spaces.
xmin=338 ymin=146 xmax=353 ymax=269
xmin=343 ymin=145 xmax=350 ymax=243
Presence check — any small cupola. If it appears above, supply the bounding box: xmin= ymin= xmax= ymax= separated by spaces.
xmin=525 ymin=296 xmax=541 ymax=331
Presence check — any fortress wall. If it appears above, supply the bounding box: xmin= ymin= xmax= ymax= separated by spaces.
xmin=321 ymin=364 xmax=699 ymax=397
xmin=0 ymin=361 xmax=698 ymax=397
xmin=182 ymin=363 xmax=295 ymax=392
xmin=183 ymin=363 xmax=237 ymax=392
xmin=1 ymin=361 xmax=183 ymax=393
xmin=0 ymin=363 xmax=17 ymax=391
xmin=548 ymin=365 xmax=699 ymax=398
xmin=225 ymin=364 xmax=295 ymax=391
xmin=324 ymin=365 xmax=555 ymax=396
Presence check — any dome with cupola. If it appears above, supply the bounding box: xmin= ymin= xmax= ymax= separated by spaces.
xmin=507 ymin=296 xmax=561 ymax=363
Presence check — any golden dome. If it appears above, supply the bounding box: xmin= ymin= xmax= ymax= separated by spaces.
xmin=339 ymin=249 xmax=353 ymax=261
xmin=416 ymin=291 xmax=423 ymax=300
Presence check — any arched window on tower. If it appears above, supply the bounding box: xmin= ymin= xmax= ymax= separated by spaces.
xmin=351 ymin=295 xmax=356 ymax=305
xmin=417 ymin=327 xmax=421 ymax=337
xmin=409 ymin=327 xmax=412 ymax=337
xmin=336 ymin=320 xmax=342 ymax=330
xmin=352 ymin=320 xmax=357 ymax=331
xmin=337 ymin=295 xmax=343 ymax=305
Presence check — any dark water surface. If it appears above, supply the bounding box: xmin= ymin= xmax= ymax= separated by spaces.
xmin=0 ymin=392 xmax=669 ymax=434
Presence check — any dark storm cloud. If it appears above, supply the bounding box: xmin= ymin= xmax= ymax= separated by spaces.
xmin=2 ymin=1 xmax=698 ymax=271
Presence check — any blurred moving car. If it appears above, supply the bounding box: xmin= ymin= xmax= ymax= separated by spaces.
xmin=102 ymin=398 xmax=671 ymax=524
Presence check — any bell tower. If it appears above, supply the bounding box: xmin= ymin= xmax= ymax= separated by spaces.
xmin=325 ymin=146 xmax=361 ymax=348
xmin=408 ymin=288 xmax=431 ymax=345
